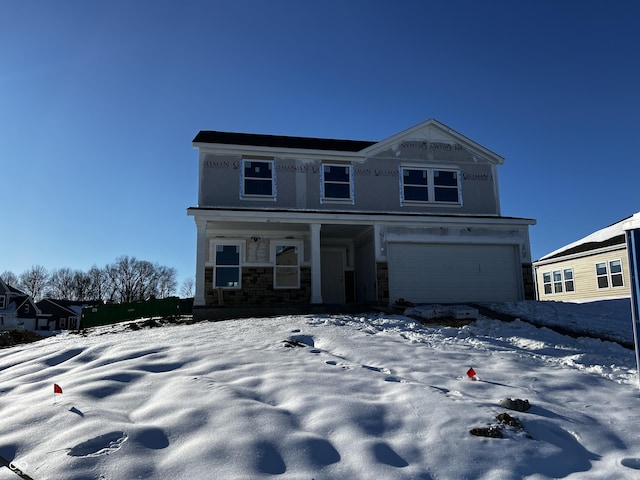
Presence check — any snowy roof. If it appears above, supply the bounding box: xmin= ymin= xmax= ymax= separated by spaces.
xmin=538 ymin=213 xmax=637 ymax=261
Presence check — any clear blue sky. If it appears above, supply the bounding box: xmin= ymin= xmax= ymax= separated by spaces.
xmin=1 ymin=1 xmax=638 ymax=288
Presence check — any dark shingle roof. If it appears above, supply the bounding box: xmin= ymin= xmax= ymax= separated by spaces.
xmin=542 ymin=234 xmax=626 ymax=261
xmin=193 ymin=131 xmax=375 ymax=152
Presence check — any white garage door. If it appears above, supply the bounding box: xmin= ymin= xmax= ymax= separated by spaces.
xmin=388 ymin=243 xmax=521 ymax=304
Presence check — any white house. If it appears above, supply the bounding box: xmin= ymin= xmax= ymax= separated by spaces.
xmin=187 ymin=119 xmax=535 ymax=319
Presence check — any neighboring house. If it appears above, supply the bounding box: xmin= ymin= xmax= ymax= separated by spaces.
xmin=533 ymin=214 xmax=636 ymax=302
xmin=187 ymin=119 xmax=535 ymax=317
xmin=36 ymin=299 xmax=86 ymax=330
xmin=0 ymin=278 xmax=45 ymax=330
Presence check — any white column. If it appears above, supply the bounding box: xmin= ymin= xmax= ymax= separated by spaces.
xmin=310 ymin=223 xmax=322 ymax=304
xmin=194 ymin=218 xmax=207 ymax=306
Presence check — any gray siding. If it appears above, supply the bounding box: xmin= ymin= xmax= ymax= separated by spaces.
xmin=199 ymin=153 xmax=499 ymax=215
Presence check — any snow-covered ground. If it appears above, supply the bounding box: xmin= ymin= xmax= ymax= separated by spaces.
xmin=1 ymin=300 xmax=638 ymax=479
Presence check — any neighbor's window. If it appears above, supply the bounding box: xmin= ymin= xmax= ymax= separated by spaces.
xmin=321 ymin=164 xmax=353 ymax=203
xmin=542 ymin=272 xmax=552 ymax=294
xmin=214 ymin=244 xmax=241 ymax=288
xmin=274 ymin=244 xmax=300 ymax=289
xmin=563 ymin=268 xmax=575 ymax=292
xmin=542 ymin=268 xmax=574 ymax=295
xmin=0 ymin=295 xmax=4 ymax=309
xmin=400 ymin=167 xmax=460 ymax=205
xmin=241 ymin=159 xmax=275 ymax=198
xmin=596 ymin=260 xmax=624 ymax=289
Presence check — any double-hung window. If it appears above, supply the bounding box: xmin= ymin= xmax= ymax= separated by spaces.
xmin=213 ymin=243 xmax=242 ymax=288
xmin=0 ymin=295 xmax=4 ymax=309
xmin=273 ymin=243 xmax=300 ymax=289
xmin=321 ymin=164 xmax=353 ymax=203
xmin=595 ymin=260 xmax=624 ymax=289
xmin=400 ymin=167 xmax=460 ymax=205
xmin=241 ymin=158 xmax=275 ymax=199
xmin=542 ymin=268 xmax=575 ymax=295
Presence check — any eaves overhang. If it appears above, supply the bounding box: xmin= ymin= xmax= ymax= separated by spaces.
xmin=193 ymin=142 xmax=367 ymax=163
xmin=187 ymin=207 xmax=536 ymax=228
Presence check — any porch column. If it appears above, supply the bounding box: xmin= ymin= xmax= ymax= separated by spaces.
xmin=310 ymin=223 xmax=322 ymax=304
xmin=194 ymin=218 xmax=207 ymax=306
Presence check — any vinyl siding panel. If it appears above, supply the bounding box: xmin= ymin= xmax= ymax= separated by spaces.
xmin=535 ymin=247 xmax=630 ymax=301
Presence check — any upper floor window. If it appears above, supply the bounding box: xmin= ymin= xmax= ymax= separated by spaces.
xmin=213 ymin=243 xmax=242 ymax=288
xmin=321 ymin=164 xmax=353 ymax=203
xmin=0 ymin=295 xmax=5 ymax=309
xmin=273 ymin=243 xmax=301 ymax=289
xmin=595 ymin=260 xmax=624 ymax=289
xmin=542 ymin=268 xmax=575 ymax=295
xmin=400 ymin=167 xmax=460 ymax=205
xmin=241 ymin=158 xmax=275 ymax=199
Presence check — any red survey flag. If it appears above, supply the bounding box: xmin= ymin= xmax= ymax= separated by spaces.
xmin=466 ymin=368 xmax=476 ymax=379
xmin=54 ymin=384 xmax=63 ymax=394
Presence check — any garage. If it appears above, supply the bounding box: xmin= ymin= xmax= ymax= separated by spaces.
xmin=387 ymin=243 xmax=521 ymax=304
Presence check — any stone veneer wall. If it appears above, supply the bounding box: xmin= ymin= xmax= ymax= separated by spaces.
xmin=376 ymin=262 xmax=389 ymax=305
xmin=205 ymin=267 xmax=311 ymax=306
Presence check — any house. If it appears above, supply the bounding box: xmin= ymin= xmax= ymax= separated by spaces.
xmin=0 ymin=278 xmax=45 ymax=330
xmin=187 ymin=119 xmax=536 ymax=319
xmin=36 ymin=299 xmax=85 ymax=330
xmin=533 ymin=214 xmax=636 ymax=302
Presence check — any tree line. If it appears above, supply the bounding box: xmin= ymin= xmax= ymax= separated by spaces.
xmin=1 ymin=255 xmax=195 ymax=303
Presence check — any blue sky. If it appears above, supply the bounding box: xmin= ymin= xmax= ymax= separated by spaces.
xmin=1 ymin=1 xmax=638 ymax=288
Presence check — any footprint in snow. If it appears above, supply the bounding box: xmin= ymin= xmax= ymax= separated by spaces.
xmin=67 ymin=431 xmax=128 ymax=457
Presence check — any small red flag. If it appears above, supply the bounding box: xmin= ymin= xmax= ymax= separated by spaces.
xmin=54 ymin=384 xmax=63 ymax=394
xmin=466 ymin=368 xmax=476 ymax=379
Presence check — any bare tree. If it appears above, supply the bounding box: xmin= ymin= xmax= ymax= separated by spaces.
xmin=19 ymin=265 xmax=49 ymax=302
xmin=1 ymin=270 xmax=19 ymax=287
xmin=47 ymin=268 xmax=76 ymax=299
xmin=87 ymin=265 xmax=109 ymax=302
xmin=156 ymin=265 xmax=177 ymax=299
xmin=180 ymin=277 xmax=195 ymax=298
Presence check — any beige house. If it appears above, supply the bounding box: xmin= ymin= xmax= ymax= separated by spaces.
xmin=533 ymin=214 xmax=636 ymax=302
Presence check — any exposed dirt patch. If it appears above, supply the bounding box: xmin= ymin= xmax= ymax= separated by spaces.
xmin=0 ymin=330 xmax=46 ymax=348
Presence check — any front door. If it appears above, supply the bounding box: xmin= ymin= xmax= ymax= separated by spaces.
xmin=321 ymin=249 xmax=345 ymax=303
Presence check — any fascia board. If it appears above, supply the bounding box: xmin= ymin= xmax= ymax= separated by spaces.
xmin=532 ymin=243 xmax=627 ymax=267
xmin=187 ymin=207 xmax=535 ymax=228
xmin=361 ymin=119 xmax=505 ymax=165
xmin=193 ymin=142 xmax=366 ymax=163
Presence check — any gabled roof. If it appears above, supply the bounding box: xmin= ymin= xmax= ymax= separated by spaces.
xmin=538 ymin=214 xmax=635 ymax=261
xmin=193 ymin=131 xmax=375 ymax=152
xmin=361 ymin=118 xmax=505 ymax=164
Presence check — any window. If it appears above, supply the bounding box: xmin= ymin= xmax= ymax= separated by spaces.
xmin=214 ymin=244 xmax=241 ymax=288
xmin=321 ymin=164 xmax=353 ymax=203
xmin=542 ymin=268 xmax=574 ymax=295
xmin=542 ymin=272 xmax=552 ymax=294
xmin=596 ymin=260 xmax=624 ymax=289
xmin=0 ymin=295 xmax=4 ymax=309
xmin=241 ymin=159 xmax=275 ymax=198
xmin=400 ymin=167 xmax=460 ymax=205
xmin=274 ymin=244 xmax=300 ymax=288
xmin=563 ymin=268 xmax=575 ymax=292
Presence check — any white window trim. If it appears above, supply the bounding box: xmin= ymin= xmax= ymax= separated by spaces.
xmin=595 ymin=259 xmax=625 ymax=289
xmin=399 ymin=166 xmax=462 ymax=206
xmin=320 ymin=163 xmax=354 ymax=204
xmin=209 ymin=240 xmax=244 ymax=289
xmin=542 ymin=267 xmax=575 ymax=295
xmin=272 ymin=240 xmax=303 ymax=289
xmin=240 ymin=158 xmax=277 ymax=200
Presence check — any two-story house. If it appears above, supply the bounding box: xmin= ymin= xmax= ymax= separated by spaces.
xmin=0 ymin=278 xmax=43 ymax=330
xmin=187 ymin=119 xmax=535 ymax=319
